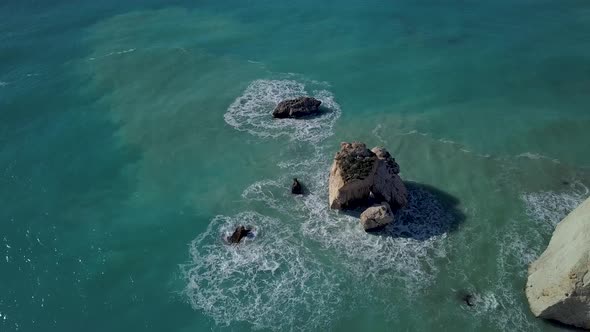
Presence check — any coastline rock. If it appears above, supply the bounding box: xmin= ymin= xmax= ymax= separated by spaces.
xmin=360 ymin=202 xmax=394 ymax=232
xmin=272 ymin=97 xmax=321 ymax=119
xmin=328 ymin=142 xmax=408 ymax=210
xmin=291 ymin=178 xmax=303 ymax=195
xmin=227 ymin=226 xmax=252 ymax=244
xmin=525 ymin=197 xmax=590 ymax=329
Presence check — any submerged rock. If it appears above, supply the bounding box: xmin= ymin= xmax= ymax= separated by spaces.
xmin=525 ymin=197 xmax=590 ymax=329
xmin=360 ymin=202 xmax=394 ymax=232
xmin=461 ymin=293 xmax=476 ymax=307
xmin=272 ymin=97 xmax=321 ymax=119
xmin=291 ymin=178 xmax=303 ymax=195
xmin=328 ymin=142 xmax=408 ymax=210
xmin=227 ymin=226 xmax=252 ymax=244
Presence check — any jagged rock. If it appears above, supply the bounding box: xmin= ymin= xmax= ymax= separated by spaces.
xmin=360 ymin=202 xmax=394 ymax=232
xmin=525 ymin=197 xmax=590 ymax=329
xmin=328 ymin=142 xmax=408 ymax=210
xmin=227 ymin=226 xmax=251 ymax=244
xmin=291 ymin=178 xmax=303 ymax=195
xmin=272 ymin=97 xmax=321 ymax=119
xmin=371 ymin=147 xmax=408 ymax=209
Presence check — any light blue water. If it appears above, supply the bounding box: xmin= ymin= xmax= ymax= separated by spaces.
xmin=1 ymin=1 xmax=590 ymax=331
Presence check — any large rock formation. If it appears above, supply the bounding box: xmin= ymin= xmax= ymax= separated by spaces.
xmin=525 ymin=196 xmax=590 ymax=329
xmin=328 ymin=142 xmax=408 ymax=210
xmin=360 ymin=202 xmax=394 ymax=232
xmin=272 ymin=97 xmax=321 ymax=118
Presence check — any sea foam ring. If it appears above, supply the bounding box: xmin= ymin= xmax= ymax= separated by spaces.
xmin=182 ymin=212 xmax=340 ymax=331
xmin=224 ymin=79 xmax=341 ymax=143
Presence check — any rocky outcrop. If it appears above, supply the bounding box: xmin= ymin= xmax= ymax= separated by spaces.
xmin=227 ymin=226 xmax=252 ymax=244
xmin=360 ymin=202 xmax=394 ymax=232
xmin=272 ymin=97 xmax=321 ymax=119
xmin=525 ymin=197 xmax=590 ymax=330
xmin=291 ymin=178 xmax=303 ymax=195
xmin=328 ymin=142 xmax=408 ymax=210
xmin=371 ymin=147 xmax=408 ymax=209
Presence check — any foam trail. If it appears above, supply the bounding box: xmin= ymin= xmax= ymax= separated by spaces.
xmin=88 ymin=48 xmax=136 ymax=61
xmin=182 ymin=212 xmax=340 ymax=331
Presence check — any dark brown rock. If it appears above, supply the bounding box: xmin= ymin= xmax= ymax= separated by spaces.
xmin=462 ymin=294 xmax=475 ymax=307
xmin=227 ymin=226 xmax=252 ymax=244
xmin=272 ymin=97 xmax=322 ymax=119
xmin=291 ymin=178 xmax=303 ymax=195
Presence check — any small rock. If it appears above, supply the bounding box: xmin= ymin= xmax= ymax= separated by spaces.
xmin=360 ymin=202 xmax=394 ymax=232
xmin=462 ymin=294 xmax=475 ymax=307
xmin=291 ymin=178 xmax=303 ymax=195
xmin=227 ymin=226 xmax=252 ymax=244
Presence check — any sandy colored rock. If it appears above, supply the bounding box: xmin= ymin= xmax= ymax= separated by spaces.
xmin=328 ymin=142 xmax=407 ymax=210
xmin=525 ymin=196 xmax=590 ymax=329
xmin=371 ymin=147 xmax=408 ymax=209
xmin=360 ymin=202 xmax=394 ymax=232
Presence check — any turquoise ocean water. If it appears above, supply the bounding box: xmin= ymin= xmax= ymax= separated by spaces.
xmin=2 ymin=1 xmax=590 ymax=331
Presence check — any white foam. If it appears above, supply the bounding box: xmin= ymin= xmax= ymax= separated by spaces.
xmin=88 ymin=48 xmax=136 ymax=61
xmin=372 ymin=124 xmax=386 ymax=144
xmin=497 ymin=222 xmax=543 ymax=277
xmin=517 ymin=152 xmax=560 ymax=164
xmin=470 ymin=289 xmax=536 ymax=331
xmin=0 ymin=81 xmax=8 ymax=87
xmin=301 ymin=183 xmax=450 ymax=292
xmin=241 ymin=178 xmax=289 ymax=211
xmin=224 ymin=79 xmax=341 ymax=143
xmin=248 ymin=158 xmax=452 ymax=293
xmin=522 ymin=181 xmax=588 ymax=231
xmin=182 ymin=212 xmax=340 ymax=331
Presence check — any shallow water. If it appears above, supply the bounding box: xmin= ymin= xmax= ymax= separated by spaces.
xmin=2 ymin=1 xmax=590 ymax=331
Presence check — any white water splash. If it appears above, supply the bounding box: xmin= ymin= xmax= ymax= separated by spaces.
xmin=182 ymin=212 xmax=341 ymax=331
xmin=522 ymin=181 xmax=588 ymax=231
xmin=224 ymin=79 xmax=341 ymax=143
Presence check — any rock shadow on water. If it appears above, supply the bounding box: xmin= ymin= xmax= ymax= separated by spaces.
xmin=543 ymin=319 xmax=589 ymax=331
xmin=375 ymin=181 xmax=465 ymax=241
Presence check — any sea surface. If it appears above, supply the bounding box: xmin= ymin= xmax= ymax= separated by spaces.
xmin=1 ymin=1 xmax=590 ymax=331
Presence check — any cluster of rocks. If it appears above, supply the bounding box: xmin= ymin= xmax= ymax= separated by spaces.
xmin=328 ymin=142 xmax=408 ymax=231
xmin=226 ymin=96 xmax=590 ymax=330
